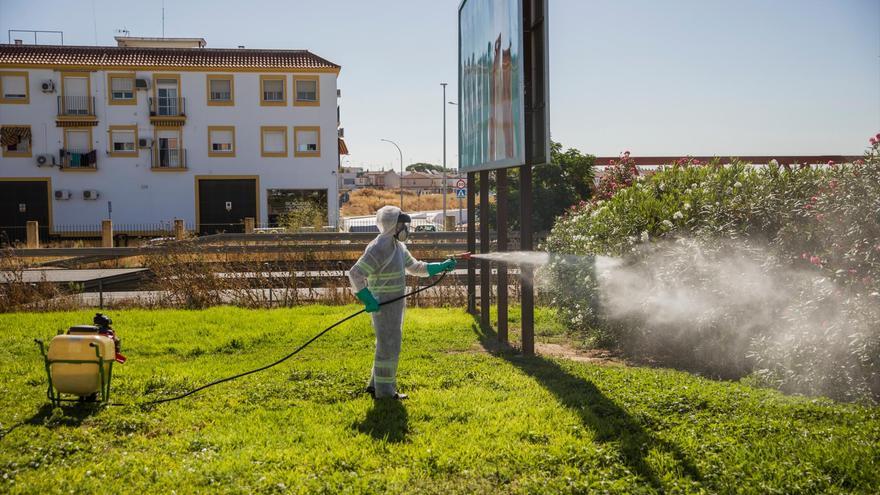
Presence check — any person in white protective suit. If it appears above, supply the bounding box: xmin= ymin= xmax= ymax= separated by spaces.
xmin=349 ymin=206 xmax=456 ymax=400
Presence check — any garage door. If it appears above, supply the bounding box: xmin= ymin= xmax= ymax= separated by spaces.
xmin=197 ymin=177 xmax=257 ymax=235
xmin=0 ymin=180 xmax=50 ymax=245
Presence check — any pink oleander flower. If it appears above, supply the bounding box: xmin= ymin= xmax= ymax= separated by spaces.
xmin=827 ymin=160 xmax=835 ymax=167
xmin=810 ymin=256 xmax=822 ymax=266
xmin=801 ymin=252 xmax=809 ymax=260
xmin=871 ymin=137 xmax=878 ymax=145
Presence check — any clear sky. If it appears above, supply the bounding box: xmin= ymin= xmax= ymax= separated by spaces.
xmin=1 ymin=0 xmax=877 ymax=170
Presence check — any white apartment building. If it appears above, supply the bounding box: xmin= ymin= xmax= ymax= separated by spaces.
xmin=0 ymin=37 xmax=343 ymax=240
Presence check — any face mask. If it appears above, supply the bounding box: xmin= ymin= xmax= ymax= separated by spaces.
xmin=395 ymin=223 xmax=409 ymax=242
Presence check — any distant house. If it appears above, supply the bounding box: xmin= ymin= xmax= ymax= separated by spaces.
xmin=0 ymin=36 xmax=345 ymax=239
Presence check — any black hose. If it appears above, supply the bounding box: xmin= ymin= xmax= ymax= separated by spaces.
xmin=112 ymin=271 xmax=448 ymax=407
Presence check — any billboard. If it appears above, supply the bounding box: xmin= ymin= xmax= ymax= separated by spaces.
xmin=458 ymin=0 xmax=525 ymax=172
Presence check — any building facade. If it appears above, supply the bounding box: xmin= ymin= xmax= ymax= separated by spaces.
xmin=0 ymin=38 xmax=342 ymax=239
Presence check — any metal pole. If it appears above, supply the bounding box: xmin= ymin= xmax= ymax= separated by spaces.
xmin=496 ymin=168 xmax=508 ymax=345
xmin=441 ymin=82 xmax=448 ymax=230
xmin=520 ymin=164 xmax=534 ymax=356
xmin=380 ymin=139 xmax=404 ymax=209
xmin=466 ymin=172 xmax=476 ymax=314
xmin=480 ymin=170 xmax=490 ymax=330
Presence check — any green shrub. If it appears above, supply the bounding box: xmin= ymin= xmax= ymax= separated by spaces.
xmin=544 ymin=137 xmax=880 ymax=402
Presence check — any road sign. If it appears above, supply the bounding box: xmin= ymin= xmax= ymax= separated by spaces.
xmin=455 ymin=178 xmax=466 ymax=189
xmin=456 ymin=188 xmax=467 ymax=199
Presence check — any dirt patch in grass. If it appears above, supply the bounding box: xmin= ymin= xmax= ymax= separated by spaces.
xmin=449 ymin=339 xmax=625 ymax=366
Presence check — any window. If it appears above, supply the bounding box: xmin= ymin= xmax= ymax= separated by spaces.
xmin=294 ymin=126 xmax=320 ymax=157
xmin=1 ymin=125 xmax=32 ymax=157
xmin=61 ymin=73 xmax=92 ymax=115
xmin=108 ymin=73 xmax=135 ymax=104
xmin=208 ymin=126 xmax=235 ymax=157
xmin=260 ymin=75 xmax=286 ymax=106
xmin=261 ymin=126 xmax=287 ymax=157
xmin=207 ymin=75 xmax=234 ymax=106
xmin=0 ymin=72 xmax=29 ymax=104
xmin=62 ymin=128 xmax=96 ymax=169
xmin=155 ymin=128 xmax=184 ymax=169
xmin=153 ymin=74 xmax=183 ymax=117
xmin=294 ymin=76 xmax=319 ymax=106
xmin=108 ymin=126 xmax=138 ymax=157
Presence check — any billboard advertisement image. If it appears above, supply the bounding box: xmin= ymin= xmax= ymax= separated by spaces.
xmin=459 ymin=0 xmax=525 ymax=172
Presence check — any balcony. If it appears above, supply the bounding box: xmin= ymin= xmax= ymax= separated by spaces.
xmin=59 ymin=148 xmax=97 ymax=170
xmin=149 ymin=97 xmax=186 ymax=125
xmin=152 ymin=146 xmax=187 ymax=171
xmin=56 ymin=96 xmax=96 ymax=122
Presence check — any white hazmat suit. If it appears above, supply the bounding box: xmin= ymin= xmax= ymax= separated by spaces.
xmin=348 ymin=206 xmax=431 ymax=399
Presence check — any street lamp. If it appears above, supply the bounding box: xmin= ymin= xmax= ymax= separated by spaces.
xmin=380 ymin=138 xmax=404 ymax=209
xmin=441 ymin=82 xmax=448 ymax=230
xmin=443 ymin=101 xmax=461 ymax=230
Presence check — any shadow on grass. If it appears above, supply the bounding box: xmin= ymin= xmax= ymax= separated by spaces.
xmin=354 ymin=398 xmax=409 ymax=443
xmin=1 ymin=402 xmax=98 ymax=441
xmin=472 ymin=320 xmax=702 ymax=490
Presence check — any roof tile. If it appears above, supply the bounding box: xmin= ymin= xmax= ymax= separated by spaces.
xmin=0 ymin=44 xmax=339 ymax=71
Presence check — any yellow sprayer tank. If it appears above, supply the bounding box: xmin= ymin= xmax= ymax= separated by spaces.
xmin=46 ymin=333 xmax=115 ymax=396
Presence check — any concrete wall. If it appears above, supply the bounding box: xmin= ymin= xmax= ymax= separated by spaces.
xmin=0 ymin=68 xmax=339 ymax=228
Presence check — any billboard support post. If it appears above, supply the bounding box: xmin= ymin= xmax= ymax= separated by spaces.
xmin=519 ymin=164 xmax=534 ymax=355
xmin=496 ymin=168 xmax=508 ymax=345
xmin=479 ymin=170 xmax=491 ymax=330
xmin=466 ymin=172 xmax=477 ymax=314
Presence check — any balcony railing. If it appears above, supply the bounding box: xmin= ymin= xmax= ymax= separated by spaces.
xmin=57 ymin=96 xmax=95 ymax=117
xmin=59 ymin=148 xmax=97 ymax=169
xmin=149 ymin=97 xmax=186 ymax=117
xmin=152 ymin=146 xmax=187 ymax=169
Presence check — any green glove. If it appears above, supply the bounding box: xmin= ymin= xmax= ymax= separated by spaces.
xmin=427 ymin=258 xmax=457 ymax=276
xmin=355 ymin=288 xmax=380 ymax=313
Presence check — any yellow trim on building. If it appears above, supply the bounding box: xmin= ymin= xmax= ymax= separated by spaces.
xmin=293 ymin=75 xmax=320 ymax=107
xmin=106 ymin=72 xmax=137 ymax=105
xmin=0 ymin=64 xmax=340 ymax=74
xmin=0 ymin=70 xmax=30 ymax=104
xmin=260 ymin=126 xmax=288 ymax=157
xmin=1 ymin=123 xmax=33 ymax=157
xmin=206 ymin=74 xmax=235 ymax=106
xmin=193 ymin=175 xmax=261 ymax=233
xmin=107 ymin=125 xmax=139 ymax=157
xmin=207 ymin=125 xmax=236 ymax=157
xmin=259 ymin=75 xmax=287 ymax=106
xmin=294 ymin=126 xmax=321 ymax=158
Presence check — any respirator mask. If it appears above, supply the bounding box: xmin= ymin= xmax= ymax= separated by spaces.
xmin=394 ymin=213 xmax=411 ymax=242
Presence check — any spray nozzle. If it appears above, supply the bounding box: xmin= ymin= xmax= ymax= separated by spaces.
xmin=448 ymin=252 xmax=472 ymax=260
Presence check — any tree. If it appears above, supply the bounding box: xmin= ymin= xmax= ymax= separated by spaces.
xmin=406 ymin=162 xmax=455 ymax=174
xmin=485 ymin=141 xmax=595 ymax=233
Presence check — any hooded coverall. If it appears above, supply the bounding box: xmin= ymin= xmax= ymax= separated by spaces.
xmin=348 ymin=206 xmax=430 ymax=398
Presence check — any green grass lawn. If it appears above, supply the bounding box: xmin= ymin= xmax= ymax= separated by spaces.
xmin=0 ymin=306 xmax=878 ymax=494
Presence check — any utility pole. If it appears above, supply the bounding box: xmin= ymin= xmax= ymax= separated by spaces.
xmin=380 ymin=139 xmax=404 ymax=209
xmin=441 ymin=82 xmax=448 ymax=229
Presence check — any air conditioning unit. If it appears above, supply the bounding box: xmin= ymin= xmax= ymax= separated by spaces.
xmin=83 ymin=190 xmax=100 ymax=200
xmin=134 ymin=78 xmax=150 ymax=90
xmin=36 ymin=154 xmax=56 ymax=166
xmin=54 ymin=189 xmax=71 ymax=200
xmin=338 ymin=128 xmax=345 ymax=138
xmin=41 ymin=80 xmax=56 ymax=93
xmin=138 ymin=137 xmax=152 ymax=148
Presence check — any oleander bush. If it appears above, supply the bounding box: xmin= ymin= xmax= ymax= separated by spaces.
xmin=544 ymin=135 xmax=880 ymax=402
